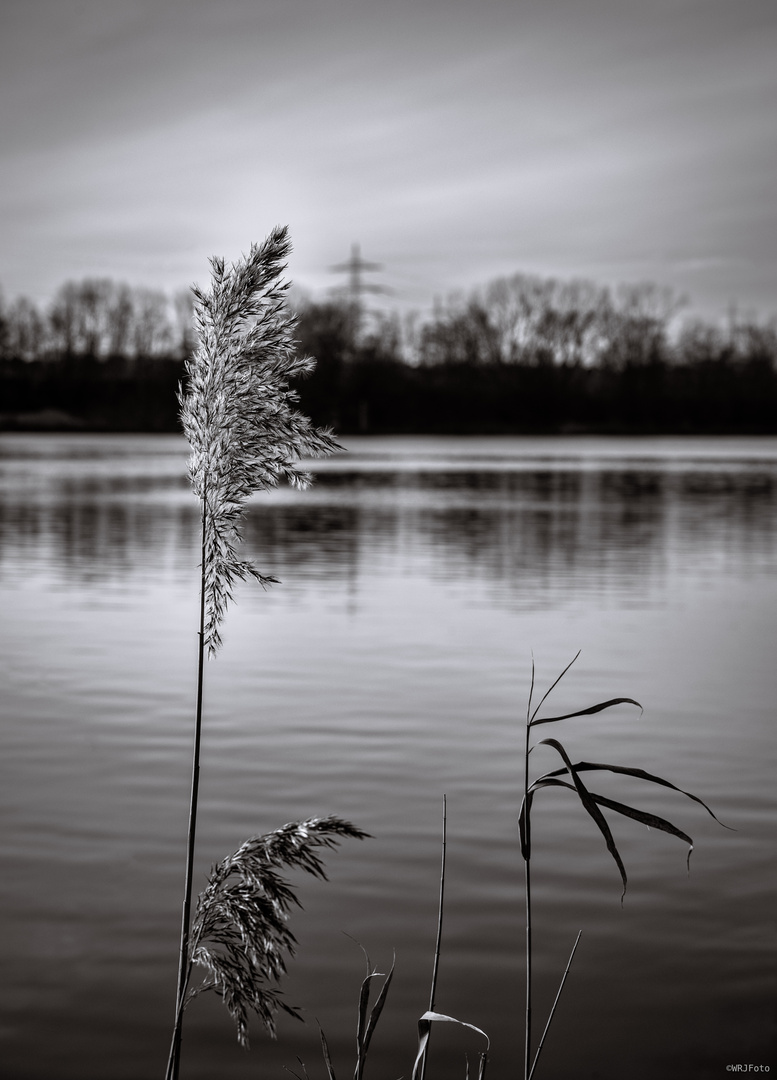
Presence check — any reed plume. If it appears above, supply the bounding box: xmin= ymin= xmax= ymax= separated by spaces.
xmin=185 ymin=817 xmax=368 ymax=1047
xmin=167 ymin=227 xmax=343 ymax=1080
xmin=180 ymin=224 xmax=340 ymax=655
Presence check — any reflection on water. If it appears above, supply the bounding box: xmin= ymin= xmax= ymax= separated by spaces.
xmin=0 ymin=434 xmax=775 ymax=1080
xmin=3 ymin=436 xmax=776 ymax=603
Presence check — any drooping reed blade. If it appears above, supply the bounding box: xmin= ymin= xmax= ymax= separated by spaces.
xmin=521 ymin=653 xmax=727 ymax=1079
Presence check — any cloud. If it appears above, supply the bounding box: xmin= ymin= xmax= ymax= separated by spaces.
xmin=1 ymin=0 xmax=775 ymax=320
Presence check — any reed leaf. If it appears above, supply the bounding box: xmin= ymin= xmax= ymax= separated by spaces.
xmin=518 ymin=789 xmax=534 ymax=861
xmin=464 ymin=1051 xmax=489 ymax=1080
xmin=412 ymin=1012 xmax=490 ymax=1080
xmin=316 ymin=947 xmax=394 ymax=1080
xmin=179 ymin=225 xmax=341 ymax=655
xmin=283 ymin=1059 xmax=312 ymax=1080
xmin=529 ymin=777 xmax=695 ymax=866
xmin=319 ymin=1024 xmax=337 ymax=1080
xmin=529 ymin=697 xmax=642 ymax=727
xmin=355 ymin=959 xmax=394 ymax=1080
xmin=187 ymin=817 xmax=368 ymax=1046
xmin=575 ymin=789 xmax=694 ymax=867
xmin=528 ymin=650 xmax=580 ymax=724
xmin=465 ymin=1052 xmax=489 ymax=1080
xmin=536 ymin=737 xmax=629 ymax=898
xmin=535 ymin=760 xmax=731 ymax=827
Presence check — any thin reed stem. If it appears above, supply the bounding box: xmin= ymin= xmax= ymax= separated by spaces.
xmin=166 ymin=499 xmax=208 ymax=1080
xmin=418 ymin=794 xmax=447 ymax=1080
xmin=166 ymin=229 xmax=340 ymax=1076
xmin=429 ymin=794 xmax=447 ymax=1011
xmin=524 ymin=662 xmax=534 ymax=1080
xmin=528 ymin=931 xmax=581 ymax=1080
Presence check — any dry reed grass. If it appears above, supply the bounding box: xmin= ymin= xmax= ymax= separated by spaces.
xmin=186 ymin=817 xmax=368 ymax=1047
xmin=179 ymin=225 xmax=340 ymax=655
xmin=167 ymin=227 xmax=346 ymax=1080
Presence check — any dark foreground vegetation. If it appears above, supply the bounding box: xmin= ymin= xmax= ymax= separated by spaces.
xmin=1 ymin=273 xmax=775 ymax=434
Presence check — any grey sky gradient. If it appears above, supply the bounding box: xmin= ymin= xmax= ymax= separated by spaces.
xmin=1 ymin=0 xmax=775 ymax=322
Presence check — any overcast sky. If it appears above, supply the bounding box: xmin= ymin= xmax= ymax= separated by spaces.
xmin=1 ymin=0 xmax=775 ymax=322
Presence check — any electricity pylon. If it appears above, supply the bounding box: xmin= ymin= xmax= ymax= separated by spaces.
xmin=330 ymin=243 xmax=384 ymax=345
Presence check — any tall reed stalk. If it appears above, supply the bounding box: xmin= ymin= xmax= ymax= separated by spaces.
xmin=522 ymin=671 xmax=533 ymax=1080
xmin=411 ymin=795 xmax=490 ymax=1080
xmin=416 ymin=794 xmax=447 ymax=1080
xmin=519 ymin=653 xmax=729 ymax=1080
xmin=167 ymin=227 xmax=342 ymax=1080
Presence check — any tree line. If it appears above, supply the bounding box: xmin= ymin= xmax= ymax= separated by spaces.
xmin=0 ymin=278 xmax=195 ymax=362
xmin=1 ymin=272 xmax=775 ymax=433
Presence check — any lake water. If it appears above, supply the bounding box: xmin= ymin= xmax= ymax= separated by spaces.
xmin=0 ymin=433 xmax=775 ymax=1080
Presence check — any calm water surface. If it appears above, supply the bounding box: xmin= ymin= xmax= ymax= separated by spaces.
xmin=0 ymin=433 xmax=775 ymax=1080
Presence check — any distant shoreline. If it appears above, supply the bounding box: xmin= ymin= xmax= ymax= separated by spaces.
xmin=3 ymin=345 xmax=776 ymax=437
